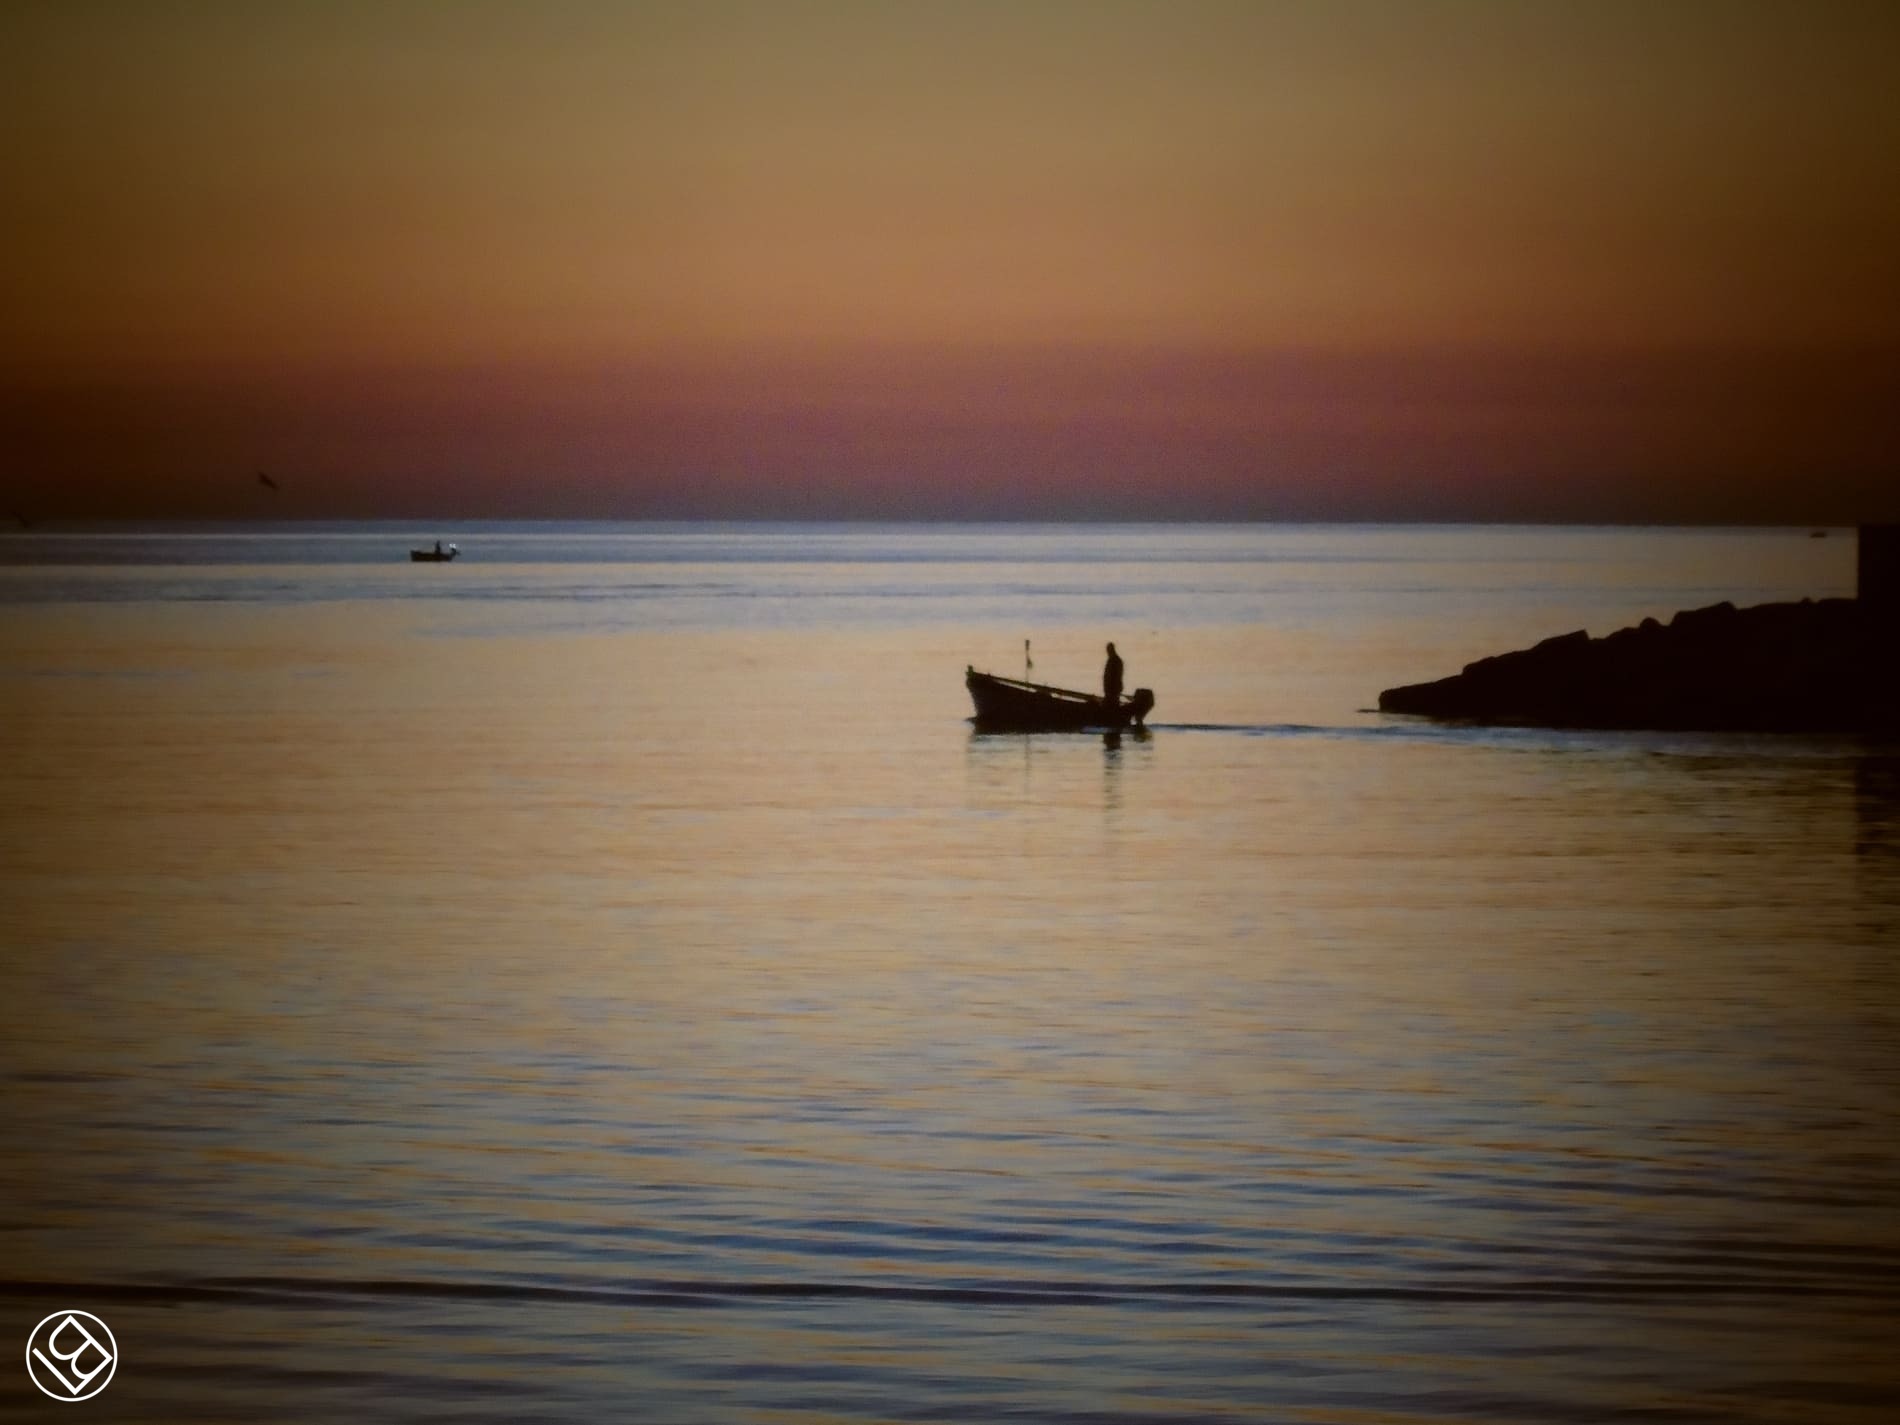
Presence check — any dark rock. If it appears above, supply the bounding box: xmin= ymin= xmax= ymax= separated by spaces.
xmin=1378 ymin=597 xmax=1898 ymax=733
xmin=1669 ymin=600 xmax=1736 ymax=631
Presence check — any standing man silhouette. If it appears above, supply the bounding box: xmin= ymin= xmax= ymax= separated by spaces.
xmin=1103 ymin=641 xmax=1124 ymax=719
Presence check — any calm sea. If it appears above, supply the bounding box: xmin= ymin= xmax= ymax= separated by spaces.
xmin=2 ymin=523 xmax=1895 ymax=1423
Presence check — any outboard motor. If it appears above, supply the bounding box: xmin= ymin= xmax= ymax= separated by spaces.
xmin=1128 ymin=688 xmax=1155 ymax=726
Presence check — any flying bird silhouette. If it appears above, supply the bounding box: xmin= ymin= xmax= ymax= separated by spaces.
xmin=257 ymin=471 xmax=279 ymax=492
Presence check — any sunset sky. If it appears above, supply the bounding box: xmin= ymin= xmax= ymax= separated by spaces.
xmin=4 ymin=1 xmax=1896 ymax=521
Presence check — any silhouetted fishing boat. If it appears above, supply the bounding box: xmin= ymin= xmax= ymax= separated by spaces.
xmin=965 ymin=668 xmax=1154 ymax=732
xmin=410 ymin=543 xmax=459 ymax=562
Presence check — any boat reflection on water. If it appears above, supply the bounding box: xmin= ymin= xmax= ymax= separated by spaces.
xmin=1856 ymin=751 xmax=1900 ymax=862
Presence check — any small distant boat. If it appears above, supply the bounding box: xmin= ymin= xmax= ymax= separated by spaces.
xmin=410 ymin=543 xmax=459 ymax=562
xmin=966 ymin=667 xmax=1154 ymax=732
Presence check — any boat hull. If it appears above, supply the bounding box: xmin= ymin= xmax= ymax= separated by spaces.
xmin=410 ymin=549 xmax=458 ymax=561
xmin=965 ymin=669 xmax=1153 ymax=732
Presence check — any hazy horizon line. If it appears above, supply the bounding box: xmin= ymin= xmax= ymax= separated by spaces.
xmin=2 ymin=514 xmax=1871 ymax=531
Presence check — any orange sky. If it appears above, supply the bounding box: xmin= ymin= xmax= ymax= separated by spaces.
xmin=4 ymin=1 xmax=1896 ymax=520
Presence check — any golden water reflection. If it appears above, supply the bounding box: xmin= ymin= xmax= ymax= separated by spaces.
xmin=2 ymin=547 xmax=1895 ymax=1422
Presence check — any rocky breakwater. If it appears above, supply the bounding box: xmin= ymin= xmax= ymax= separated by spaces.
xmin=1378 ymin=597 xmax=1898 ymax=733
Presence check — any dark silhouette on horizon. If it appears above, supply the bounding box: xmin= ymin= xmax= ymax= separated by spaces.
xmin=1378 ymin=525 xmax=1899 ymax=734
xmin=1103 ymin=642 xmax=1124 ymax=709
